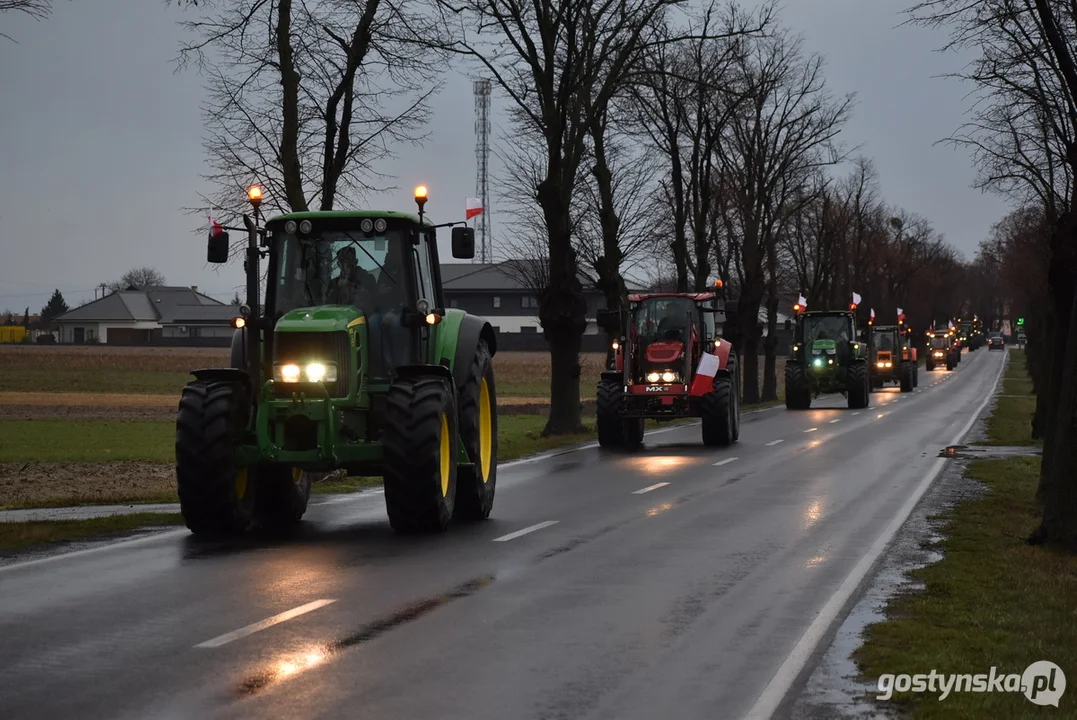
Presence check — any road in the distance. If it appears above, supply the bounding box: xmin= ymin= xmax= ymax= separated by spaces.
xmin=0 ymin=348 xmax=1005 ymax=720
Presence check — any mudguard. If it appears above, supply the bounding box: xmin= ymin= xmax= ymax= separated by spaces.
xmin=229 ymin=327 xmax=246 ymax=369
xmin=394 ymin=363 xmax=455 ymax=386
xmin=450 ymin=314 xmax=497 ymax=391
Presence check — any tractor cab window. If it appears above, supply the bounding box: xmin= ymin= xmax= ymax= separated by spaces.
xmin=875 ymin=332 xmax=894 ymax=351
xmin=632 ymin=297 xmax=698 ymax=346
xmin=930 ymin=336 xmax=948 ymax=349
xmin=804 ymin=315 xmax=851 ymax=345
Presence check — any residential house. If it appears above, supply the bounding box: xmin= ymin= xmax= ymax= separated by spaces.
xmin=54 ymin=286 xmax=240 ymax=345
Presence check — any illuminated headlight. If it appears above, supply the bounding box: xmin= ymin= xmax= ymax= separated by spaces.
xmin=884 ymin=362 xmax=892 ymax=368
xmin=877 ymin=361 xmax=886 ymax=368
xmin=647 ymin=372 xmax=661 ymax=383
xmin=813 ymin=358 xmax=824 ymax=367
xmin=612 ymin=340 xmax=619 ymax=350
xmin=661 ymin=371 xmax=677 ymax=383
xmin=275 ymin=362 xmax=338 ymax=383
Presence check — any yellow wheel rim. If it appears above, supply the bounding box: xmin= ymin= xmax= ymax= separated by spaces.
xmin=439 ymin=413 xmax=450 ymax=497
xmin=479 ymin=377 xmax=492 ymax=483
xmin=235 ymin=468 xmax=248 ymax=500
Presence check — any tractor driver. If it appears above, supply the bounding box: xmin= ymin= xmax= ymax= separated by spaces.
xmin=327 ymin=246 xmax=376 ymax=307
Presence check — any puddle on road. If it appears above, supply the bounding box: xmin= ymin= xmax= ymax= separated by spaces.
xmin=940 ymin=444 xmax=1041 ymax=459
xmin=236 ymin=574 xmax=495 ymax=697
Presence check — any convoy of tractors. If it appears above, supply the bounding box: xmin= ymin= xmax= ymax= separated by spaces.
xmin=173 ymin=184 xmax=991 ymax=538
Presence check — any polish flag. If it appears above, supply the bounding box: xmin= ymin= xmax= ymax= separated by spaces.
xmin=948 ymin=320 xmax=954 ymax=329
xmin=465 ymin=197 xmax=483 ymax=220
xmin=870 ymin=308 xmax=875 ymax=322
xmin=689 ymin=351 xmax=721 ymax=396
xmin=852 ymin=291 xmax=862 ymax=306
xmin=208 ymin=216 xmax=225 ymax=236
xmin=798 ymin=294 xmax=807 ymax=308
xmin=897 ymin=307 xmax=905 ymax=322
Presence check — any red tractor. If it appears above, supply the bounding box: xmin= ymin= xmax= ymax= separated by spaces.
xmin=595 ymin=292 xmax=740 ymax=448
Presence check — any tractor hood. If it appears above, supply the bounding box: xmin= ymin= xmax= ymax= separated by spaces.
xmin=275 ymin=305 xmax=363 ymax=333
xmin=811 ymin=339 xmax=837 ymax=353
xmin=645 ymin=340 xmax=685 ymax=364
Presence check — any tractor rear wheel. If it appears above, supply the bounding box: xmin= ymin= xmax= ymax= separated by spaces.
xmin=383 ymin=376 xmax=458 ymax=533
xmin=176 ymin=380 xmax=255 ymax=536
xmin=597 ymin=378 xmax=627 ymax=447
xmin=701 ymin=376 xmax=735 ymax=447
xmin=785 ymin=365 xmax=811 ymax=409
xmin=624 ymin=417 xmax=645 ymax=449
xmin=455 ymin=340 xmax=497 ymax=522
xmin=253 ymin=466 xmax=314 ymax=531
xmin=847 ymin=363 xmax=870 ymax=409
xmin=899 ymin=362 xmax=914 ymax=393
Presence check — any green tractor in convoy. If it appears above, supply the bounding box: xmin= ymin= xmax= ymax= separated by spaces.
xmin=785 ymin=308 xmax=871 ymax=409
xmin=175 ymin=185 xmax=499 ymax=536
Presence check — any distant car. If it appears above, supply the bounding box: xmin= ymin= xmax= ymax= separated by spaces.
xmin=988 ymin=332 xmax=1005 ymax=350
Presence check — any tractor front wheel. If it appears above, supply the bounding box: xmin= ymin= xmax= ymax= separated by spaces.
xmin=253 ymin=466 xmax=314 ymax=531
xmin=946 ymin=356 xmax=955 ymax=371
xmin=701 ymin=376 xmax=735 ymax=447
xmin=175 ymin=380 xmax=255 ymax=536
xmin=597 ymin=379 xmax=628 ymax=447
xmin=899 ymin=362 xmax=914 ymax=393
xmin=785 ymin=365 xmax=811 ymax=409
xmin=383 ymin=376 xmax=459 ymax=533
xmin=847 ymin=363 xmax=870 ymax=409
xmin=455 ymin=340 xmax=498 ymax=522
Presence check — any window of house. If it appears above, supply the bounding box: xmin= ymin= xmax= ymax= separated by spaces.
xmin=521 ymin=295 xmax=539 ymax=309
xmin=190 ymin=327 xmax=202 ymax=338
xmin=493 ymin=296 xmax=501 ymax=309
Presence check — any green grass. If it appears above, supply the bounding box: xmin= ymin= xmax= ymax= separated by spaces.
xmin=978 ymin=350 xmax=1038 ymax=447
xmin=854 ymin=346 xmax=1077 ymax=718
xmin=0 ymin=369 xmax=190 ymax=395
xmin=0 ymin=513 xmax=184 ymax=552
xmin=0 ymin=420 xmax=175 ymax=463
xmin=497 ymin=380 xmax=552 ymax=398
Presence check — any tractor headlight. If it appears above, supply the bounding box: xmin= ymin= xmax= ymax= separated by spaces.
xmin=275 ymin=362 xmax=338 ymax=383
xmin=813 ymin=358 xmax=824 ymax=367
xmin=661 ymin=371 xmax=677 ymax=383
xmin=612 ymin=340 xmax=619 ymax=350
xmin=647 ymin=372 xmax=661 ymax=383
xmin=877 ymin=361 xmax=886 ymax=368
xmin=884 ymin=362 xmax=892 ymax=368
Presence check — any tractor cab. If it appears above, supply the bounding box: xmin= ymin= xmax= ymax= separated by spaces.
xmin=792 ymin=311 xmax=857 ymax=370
xmin=625 ymin=294 xmax=709 ymax=385
xmin=868 ymin=324 xmax=917 ymax=391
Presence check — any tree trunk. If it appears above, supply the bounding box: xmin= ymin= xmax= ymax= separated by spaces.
xmin=275 ymin=0 xmax=308 ymax=212
xmin=589 ymin=123 xmax=626 ymax=370
xmin=1033 ymin=209 xmax=1077 ymax=545
xmin=537 ymin=176 xmax=588 ymax=435
xmin=735 ymin=295 xmax=764 ymax=404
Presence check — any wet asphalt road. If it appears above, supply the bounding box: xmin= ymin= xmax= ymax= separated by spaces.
xmin=0 ymin=348 xmax=1006 ymax=720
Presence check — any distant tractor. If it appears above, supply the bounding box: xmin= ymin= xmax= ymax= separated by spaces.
xmin=869 ymin=323 xmax=917 ymax=392
xmin=785 ymin=308 xmax=871 ymax=410
xmin=175 ymin=185 xmax=499 ymax=537
xmin=595 ymin=292 xmax=740 ymax=448
xmin=926 ymin=328 xmax=959 ymax=371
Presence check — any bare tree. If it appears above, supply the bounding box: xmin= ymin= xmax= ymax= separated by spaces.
xmin=105 ymin=267 xmax=168 ymax=293
xmin=908 ymin=0 xmax=1077 ymax=549
xmin=433 ymin=0 xmax=736 ymax=435
xmin=169 ymin=0 xmax=440 ymax=227
xmin=712 ymin=25 xmax=852 ymax=403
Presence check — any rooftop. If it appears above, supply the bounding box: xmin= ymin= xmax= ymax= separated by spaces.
xmin=56 ymin=286 xmax=237 ymax=325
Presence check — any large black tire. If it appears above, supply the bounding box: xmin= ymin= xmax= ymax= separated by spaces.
xmin=785 ymin=364 xmax=811 ymax=409
xmin=900 ymin=362 xmax=914 ymax=393
xmin=925 ymin=359 xmax=935 ymax=371
xmin=596 ymin=379 xmax=626 ymax=447
xmin=455 ymin=340 xmax=497 ymax=522
xmin=624 ymin=417 xmax=645 ymax=449
xmin=253 ymin=465 xmax=314 ymax=531
xmin=847 ymin=363 xmax=870 ymax=409
xmin=383 ymin=376 xmax=459 ymax=533
xmin=176 ymin=380 xmax=255 ymax=536
xmin=701 ymin=376 xmax=735 ymax=446
xmin=946 ymin=356 xmax=955 ymax=371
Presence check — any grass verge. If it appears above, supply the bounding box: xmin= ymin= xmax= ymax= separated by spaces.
xmin=853 ymin=348 xmax=1076 ymax=717
xmin=0 ymin=420 xmax=175 ymax=463
xmin=0 ymin=513 xmax=184 ymax=552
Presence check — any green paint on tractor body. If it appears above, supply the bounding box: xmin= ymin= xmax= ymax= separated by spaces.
xmin=785 ymin=309 xmax=870 ymax=409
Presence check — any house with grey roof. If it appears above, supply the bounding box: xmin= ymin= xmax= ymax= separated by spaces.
xmin=54 ymin=286 xmax=240 ymax=345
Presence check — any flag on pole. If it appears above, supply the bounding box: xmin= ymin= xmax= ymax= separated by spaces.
xmin=689 ymin=351 xmax=721 ymax=396
xmin=208 ymin=216 xmax=225 ymax=236
xmin=795 ymin=294 xmax=807 ymax=311
xmin=897 ymin=307 xmax=905 ymax=322
xmin=465 ymin=197 xmax=483 ymax=220
xmin=852 ymin=291 xmax=862 ymax=306
xmin=948 ymin=320 xmax=954 ymax=329
xmin=870 ymin=308 xmax=875 ymax=322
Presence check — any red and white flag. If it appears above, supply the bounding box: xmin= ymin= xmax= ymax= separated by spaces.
xmin=208 ymin=216 xmax=225 ymax=236
xmin=897 ymin=307 xmax=905 ymax=322
xmin=689 ymin=351 xmax=721 ymax=396
xmin=465 ymin=197 xmax=483 ymax=220
xmin=870 ymin=308 xmax=875 ymax=322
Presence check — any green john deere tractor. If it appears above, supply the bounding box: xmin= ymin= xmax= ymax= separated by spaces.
xmin=785 ymin=309 xmax=870 ymax=410
xmin=175 ymin=185 xmax=498 ymax=536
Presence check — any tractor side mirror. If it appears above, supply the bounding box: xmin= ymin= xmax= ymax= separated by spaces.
xmin=451 ymin=227 xmax=475 ymax=259
xmin=596 ymin=308 xmax=623 ymax=332
xmin=208 ymin=231 xmax=230 ymax=264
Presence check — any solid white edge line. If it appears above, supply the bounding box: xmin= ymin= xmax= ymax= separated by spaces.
xmin=0 ymin=527 xmax=190 ymax=574
xmin=714 ymin=457 xmax=739 ymax=467
xmin=741 ymin=350 xmax=1007 ymax=720
xmin=195 ymin=598 xmax=338 ymax=649
xmin=766 ymin=439 xmax=785 ymax=446
xmin=492 ymin=520 xmax=559 ymax=542
xmin=632 ymin=482 xmax=671 ymax=495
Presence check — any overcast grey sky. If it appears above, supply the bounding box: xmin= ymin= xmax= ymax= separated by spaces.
xmin=0 ymin=0 xmax=1008 ymax=315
